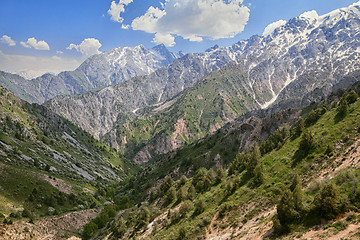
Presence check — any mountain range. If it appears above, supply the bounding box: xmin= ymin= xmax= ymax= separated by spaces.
xmin=1 ymin=2 xmax=360 ymax=240
xmin=43 ymin=3 xmax=360 ymax=163
xmin=0 ymin=44 xmax=181 ymax=104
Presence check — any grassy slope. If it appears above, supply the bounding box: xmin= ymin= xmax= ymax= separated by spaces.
xmin=102 ymin=88 xmax=360 ymax=240
xmin=103 ymin=64 xmax=259 ymax=160
xmin=0 ymin=86 xmax=137 ymax=218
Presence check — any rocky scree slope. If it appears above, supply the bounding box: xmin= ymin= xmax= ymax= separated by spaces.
xmin=46 ymin=3 xmax=360 ymax=153
xmin=0 ymin=44 xmax=178 ymax=104
xmin=0 ymin=86 xmax=132 ymax=183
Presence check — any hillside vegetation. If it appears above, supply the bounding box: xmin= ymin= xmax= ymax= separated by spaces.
xmin=87 ymin=84 xmax=360 ymax=240
xmin=103 ymin=64 xmax=259 ymax=163
xmin=0 ymin=86 xmax=136 ymax=238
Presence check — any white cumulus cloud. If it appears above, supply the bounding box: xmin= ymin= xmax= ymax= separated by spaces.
xmin=1 ymin=35 xmax=16 ymax=46
xmin=121 ymin=24 xmax=130 ymax=29
xmin=67 ymin=38 xmax=102 ymax=57
xmin=263 ymin=19 xmax=287 ymax=37
xmin=0 ymin=50 xmax=82 ymax=79
xmin=153 ymin=33 xmax=176 ymax=47
xmin=20 ymin=37 xmax=50 ymax=50
xmin=108 ymin=0 xmax=133 ymax=23
xmin=131 ymin=0 xmax=250 ymax=46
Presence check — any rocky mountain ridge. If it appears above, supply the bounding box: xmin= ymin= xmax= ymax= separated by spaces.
xmin=0 ymin=44 xmax=179 ymax=104
xmin=45 ymin=41 xmax=248 ymax=139
xmin=0 ymin=85 xmax=132 ymax=183
xmin=46 ymin=2 xmax=360 ymax=161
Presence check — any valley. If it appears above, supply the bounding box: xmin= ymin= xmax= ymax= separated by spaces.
xmin=0 ymin=1 xmax=360 ymax=240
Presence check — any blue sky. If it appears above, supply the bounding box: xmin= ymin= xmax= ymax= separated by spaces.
xmin=0 ymin=0 xmax=358 ymax=78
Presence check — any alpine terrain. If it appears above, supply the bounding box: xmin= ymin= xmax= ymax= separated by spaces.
xmin=0 ymin=44 xmax=180 ymax=104
xmin=47 ymin=3 xmax=360 ymax=162
xmin=1 ymin=1 xmax=360 ymax=240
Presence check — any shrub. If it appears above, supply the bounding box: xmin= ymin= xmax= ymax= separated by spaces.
xmin=304 ymin=107 xmax=326 ymax=126
xmin=252 ymin=162 xmax=264 ymax=186
xmin=112 ymin=217 xmax=126 ymax=238
xmin=177 ymin=226 xmax=187 ymax=240
xmin=116 ymin=195 xmax=134 ymax=210
xmin=179 ymin=200 xmax=193 ymax=217
xmin=247 ymin=143 xmax=261 ymax=177
xmin=177 ymin=186 xmax=187 ymax=202
xmin=299 ymin=130 xmax=315 ymax=153
xmin=229 ymin=150 xmax=250 ymax=175
xmin=346 ymin=90 xmax=358 ymax=104
xmin=272 ymin=215 xmax=284 ymax=234
xmin=93 ymin=212 xmax=109 ymax=229
xmin=276 ymin=182 xmax=305 ymax=228
xmin=290 ymin=174 xmax=300 ymax=192
xmin=160 ymin=176 xmax=174 ymax=196
xmin=336 ymin=97 xmax=348 ymax=117
xmin=293 ymin=117 xmax=305 ymax=138
xmin=178 ymin=175 xmax=187 ymax=187
xmin=216 ymin=166 xmax=227 ymax=184
xmin=261 ymin=126 xmax=290 ymax=154
xmin=82 ymin=222 xmax=98 ymax=240
xmin=22 ymin=209 xmax=33 ymax=218
xmin=194 ymin=199 xmax=205 ymax=215
xmin=277 ymin=189 xmax=297 ymax=225
xmin=192 ymin=168 xmax=214 ymax=192
xmin=165 ymin=186 xmax=177 ymax=205
xmin=325 ymin=144 xmax=333 ymax=156
xmin=93 ymin=205 xmax=116 ymax=229
xmin=45 ymin=165 xmax=50 ymax=171
xmin=187 ymin=184 xmax=196 ymax=200
xmin=136 ymin=206 xmax=151 ymax=229
xmin=9 ymin=211 xmax=21 ymax=219
xmin=310 ymin=183 xmax=341 ymax=219
xmin=218 ymin=203 xmax=234 ymax=218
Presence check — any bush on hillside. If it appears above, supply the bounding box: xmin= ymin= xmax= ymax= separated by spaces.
xmin=82 ymin=222 xmax=98 ymax=240
xmin=299 ymin=129 xmax=315 ymax=153
xmin=112 ymin=217 xmax=127 ymax=238
xmin=310 ymin=183 xmax=342 ymax=220
xmin=346 ymin=90 xmax=358 ymax=104
xmin=179 ymin=200 xmax=193 ymax=217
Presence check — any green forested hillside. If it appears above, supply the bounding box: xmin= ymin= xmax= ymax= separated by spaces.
xmin=90 ymin=85 xmax=360 ymax=239
xmin=103 ymin=63 xmax=259 ymax=162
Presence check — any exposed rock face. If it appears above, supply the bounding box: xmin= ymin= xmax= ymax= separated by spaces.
xmin=45 ymin=45 xmax=247 ymax=139
xmin=47 ymin=3 xmax=360 ymax=162
xmin=0 ymin=44 xmax=178 ymax=104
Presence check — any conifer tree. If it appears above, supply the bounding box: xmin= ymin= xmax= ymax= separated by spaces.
xmin=337 ymin=97 xmax=348 ymax=117
xmin=247 ymin=143 xmax=261 ymax=177
xmin=299 ymin=129 xmax=315 ymax=152
xmin=294 ymin=117 xmax=305 ymax=137
xmin=311 ymin=183 xmax=341 ymax=219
